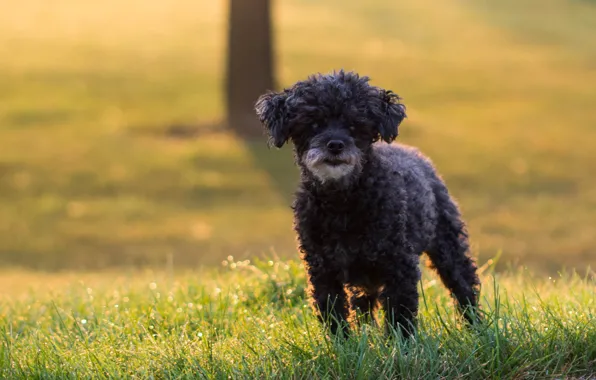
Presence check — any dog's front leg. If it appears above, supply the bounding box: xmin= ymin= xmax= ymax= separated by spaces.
xmin=307 ymin=266 xmax=349 ymax=337
xmin=380 ymin=254 xmax=421 ymax=340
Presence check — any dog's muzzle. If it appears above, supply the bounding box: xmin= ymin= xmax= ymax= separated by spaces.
xmin=303 ymin=147 xmax=360 ymax=182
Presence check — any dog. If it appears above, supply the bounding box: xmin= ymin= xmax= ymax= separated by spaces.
xmin=255 ymin=70 xmax=480 ymax=338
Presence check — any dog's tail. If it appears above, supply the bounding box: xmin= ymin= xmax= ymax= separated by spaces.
xmin=426 ymin=183 xmax=481 ymax=324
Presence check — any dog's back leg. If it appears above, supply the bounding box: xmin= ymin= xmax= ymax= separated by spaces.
xmin=348 ymin=286 xmax=380 ymax=327
xmin=426 ymin=185 xmax=481 ymax=324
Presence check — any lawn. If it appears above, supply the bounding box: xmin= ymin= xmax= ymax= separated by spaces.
xmin=2 ymin=1 xmax=595 ymax=377
xmin=1 ymin=0 xmax=596 ymax=271
xmin=1 ymin=259 xmax=595 ymax=378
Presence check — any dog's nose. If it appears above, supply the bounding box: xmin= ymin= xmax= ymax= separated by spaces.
xmin=327 ymin=140 xmax=345 ymax=154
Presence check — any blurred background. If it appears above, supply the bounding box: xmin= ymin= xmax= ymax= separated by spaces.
xmin=0 ymin=0 xmax=595 ymax=273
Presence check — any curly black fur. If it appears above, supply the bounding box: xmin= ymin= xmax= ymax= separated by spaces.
xmin=255 ymin=70 xmax=480 ymax=339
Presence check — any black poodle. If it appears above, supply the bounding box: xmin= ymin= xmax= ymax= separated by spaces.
xmin=255 ymin=70 xmax=480 ymax=338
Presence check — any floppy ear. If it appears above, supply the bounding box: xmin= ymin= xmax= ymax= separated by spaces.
xmin=377 ymin=90 xmax=407 ymax=143
xmin=254 ymin=91 xmax=290 ymax=148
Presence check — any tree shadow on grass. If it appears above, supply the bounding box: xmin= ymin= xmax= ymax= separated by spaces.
xmin=164 ymin=121 xmax=298 ymax=207
xmin=241 ymin=139 xmax=298 ymax=206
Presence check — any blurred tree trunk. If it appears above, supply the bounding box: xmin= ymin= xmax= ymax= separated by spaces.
xmin=226 ymin=0 xmax=274 ymax=138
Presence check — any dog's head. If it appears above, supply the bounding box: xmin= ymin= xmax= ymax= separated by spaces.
xmin=255 ymin=70 xmax=406 ymax=184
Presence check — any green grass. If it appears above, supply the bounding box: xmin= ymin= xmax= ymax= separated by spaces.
xmin=2 ymin=2 xmax=594 ymax=377
xmin=1 ymin=259 xmax=595 ymax=378
xmin=1 ymin=0 xmax=596 ymax=271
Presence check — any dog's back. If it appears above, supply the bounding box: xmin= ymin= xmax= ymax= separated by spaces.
xmin=374 ymin=143 xmax=480 ymax=320
xmin=373 ymin=142 xmax=443 ymax=253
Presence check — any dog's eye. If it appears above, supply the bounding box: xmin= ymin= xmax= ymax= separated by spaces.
xmin=349 ymin=126 xmax=356 ymax=133
xmin=312 ymin=123 xmax=319 ymax=130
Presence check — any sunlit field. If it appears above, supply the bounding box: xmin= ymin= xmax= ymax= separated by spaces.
xmin=1 ymin=0 xmax=596 ymax=272
xmin=1 ymin=259 xmax=595 ymax=378
xmin=2 ymin=1 xmax=595 ymax=377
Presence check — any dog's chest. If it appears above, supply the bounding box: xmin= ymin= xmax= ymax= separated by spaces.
xmin=306 ymin=196 xmax=371 ymax=239
xmin=295 ymin=191 xmax=382 ymax=264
